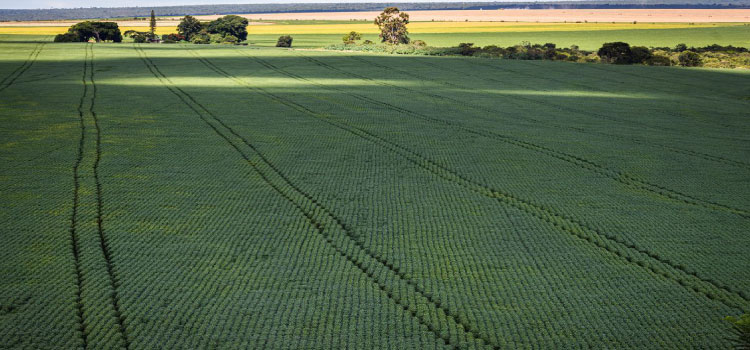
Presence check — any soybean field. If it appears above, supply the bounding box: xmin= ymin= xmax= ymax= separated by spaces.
xmin=1 ymin=42 xmax=749 ymax=349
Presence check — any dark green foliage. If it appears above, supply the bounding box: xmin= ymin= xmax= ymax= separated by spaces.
xmin=60 ymin=21 xmax=122 ymax=43
xmin=177 ymin=15 xmax=203 ymax=41
xmin=598 ymin=42 xmax=633 ymax=64
xmin=53 ymin=32 xmax=79 ymax=42
xmin=190 ymin=31 xmax=211 ymax=44
xmin=679 ymin=51 xmax=702 ymax=66
xmin=630 ymin=46 xmax=653 ymax=64
xmin=674 ymin=43 xmax=688 ymax=52
xmin=206 ymin=15 xmax=248 ymax=41
xmin=375 ymin=7 xmax=410 ymax=44
xmin=342 ymin=31 xmax=362 ymax=44
xmin=645 ymin=55 xmax=672 ymax=66
xmin=458 ymin=42 xmax=480 ymax=56
xmin=726 ymin=314 xmax=750 ymax=349
xmin=149 ymin=10 xmax=156 ymax=38
xmin=161 ymin=33 xmax=185 ymax=43
xmin=276 ymin=35 xmax=293 ymax=47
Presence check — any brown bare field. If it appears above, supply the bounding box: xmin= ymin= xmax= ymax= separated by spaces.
xmin=197 ymin=9 xmax=750 ymax=23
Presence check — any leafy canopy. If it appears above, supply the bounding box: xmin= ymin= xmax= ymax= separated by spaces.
xmin=207 ymin=15 xmax=249 ymax=41
xmin=177 ymin=15 xmax=203 ymax=41
xmin=374 ymin=7 xmax=410 ymax=44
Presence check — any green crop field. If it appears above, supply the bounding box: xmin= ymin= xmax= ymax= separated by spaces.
xmin=1 ymin=39 xmax=749 ymax=349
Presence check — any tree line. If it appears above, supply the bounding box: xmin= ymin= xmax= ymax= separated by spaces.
xmin=3 ymin=1 xmax=750 ymax=21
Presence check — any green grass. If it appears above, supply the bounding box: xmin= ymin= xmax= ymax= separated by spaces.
xmin=1 ymin=41 xmax=749 ymax=349
xmin=240 ymin=24 xmax=750 ymax=49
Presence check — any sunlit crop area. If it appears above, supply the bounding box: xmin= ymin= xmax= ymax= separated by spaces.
xmin=1 ymin=39 xmax=748 ymax=349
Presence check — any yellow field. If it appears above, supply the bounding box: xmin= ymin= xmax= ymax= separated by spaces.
xmin=0 ymin=22 xmax=743 ymax=36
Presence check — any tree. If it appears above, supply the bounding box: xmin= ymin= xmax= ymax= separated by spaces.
xmin=149 ymin=10 xmax=156 ymax=39
xmin=678 ymin=51 xmax=702 ymax=67
xmin=56 ymin=21 xmax=122 ymax=43
xmin=177 ymin=15 xmax=203 ymax=41
xmin=342 ymin=31 xmax=361 ymax=44
xmin=374 ymin=7 xmax=409 ymax=44
xmin=207 ymin=15 xmax=248 ymax=41
xmin=597 ymin=42 xmax=633 ymax=64
xmin=276 ymin=35 xmax=293 ymax=47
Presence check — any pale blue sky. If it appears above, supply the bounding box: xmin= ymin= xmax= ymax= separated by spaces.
xmin=1 ymin=0 xmax=565 ymax=10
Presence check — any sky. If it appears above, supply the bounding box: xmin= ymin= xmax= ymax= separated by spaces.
xmin=1 ymin=0 xmax=567 ymax=10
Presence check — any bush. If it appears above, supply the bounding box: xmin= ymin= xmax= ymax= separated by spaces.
xmin=191 ymin=33 xmax=211 ymax=44
xmin=53 ymin=32 xmax=79 ymax=42
xmin=645 ymin=55 xmax=671 ymax=66
xmin=362 ymin=40 xmax=374 ymax=45
xmin=457 ymin=43 xmax=480 ymax=56
xmin=276 ymin=35 xmax=293 ymax=47
xmin=222 ymin=34 xmax=238 ymax=44
xmin=342 ymin=31 xmax=361 ymax=44
xmin=598 ymin=42 xmax=633 ymax=64
xmin=678 ymin=51 xmax=702 ymax=67
xmin=161 ymin=33 xmax=185 ymax=42
xmin=411 ymin=40 xmax=427 ymax=47
xmin=133 ymin=34 xmax=148 ymax=43
xmin=674 ymin=43 xmax=688 ymax=52
xmin=210 ymin=33 xmax=224 ymax=44
xmin=630 ymin=46 xmax=653 ymax=64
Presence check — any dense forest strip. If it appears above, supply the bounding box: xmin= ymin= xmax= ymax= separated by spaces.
xmin=0 ymin=43 xmax=43 ymax=93
xmin=295 ymin=52 xmax=750 ymax=218
xmin=194 ymin=48 xmax=749 ymax=312
xmin=135 ymin=44 xmax=499 ymax=350
xmin=69 ymin=42 xmax=90 ymax=350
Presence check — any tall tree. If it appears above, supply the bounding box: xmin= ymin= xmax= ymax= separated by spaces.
xmin=206 ymin=15 xmax=248 ymax=41
xmin=177 ymin=15 xmax=203 ymax=41
xmin=374 ymin=7 xmax=410 ymax=44
xmin=149 ymin=10 xmax=156 ymax=38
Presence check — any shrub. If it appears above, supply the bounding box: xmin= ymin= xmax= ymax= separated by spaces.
xmin=342 ymin=31 xmax=361 ymax=44
xmin=53 ymin=32 xmax=79 ymax=42
xmin=411 ymin=40 xmax=427 ymax=47
xmin=678 ymin=51 xmax=702 ymax=67
xmin=276 ymin=35 xmax=293 ymax=47
xmin=161 ymin=33 xmax=185 ymax=42
xmin=598 ymin=42 xmax=633 ymax=64
xmin=210 ymin=33 xmax=224 ymax=44
xmin=457 ymin=43 xmax=479 ymax=56
xmin=630 ymin=46 xmax=653 ymax=64
xmin=362 ymin=40 xmax=374 ymax=45
xmin=222 ymin=35 xmax=238 ymax=44
xmin=645 ymin=55 xmax=671 ymax=66
xmin=133 ymin=34 xmax=148 ymax=43
xmin=674 ymin=43 xmax=688 ymax=52
xmin=191 ymin=33 xmax=211 ymax=44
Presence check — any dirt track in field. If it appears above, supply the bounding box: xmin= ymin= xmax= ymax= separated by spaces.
xmin=200 ymin=9 xmax=750 ymax=23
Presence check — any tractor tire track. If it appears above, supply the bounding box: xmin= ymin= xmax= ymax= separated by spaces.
xmin=137 ymin=45 xmax=496 ymax=350
xmin=297 ymin=53 xmax=750 ymax=219
xmin=202 ymin=49 xmax=749 ymax=312
xmin=0 ymin=43 xmax=44 ymax=93
xmin=69 ymin=42 xmax=90 ymax=350
xmin=417 ymin=57 xmax=750 ymax=170
xmin=87 ymin=44 xmax=131 ymax=350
